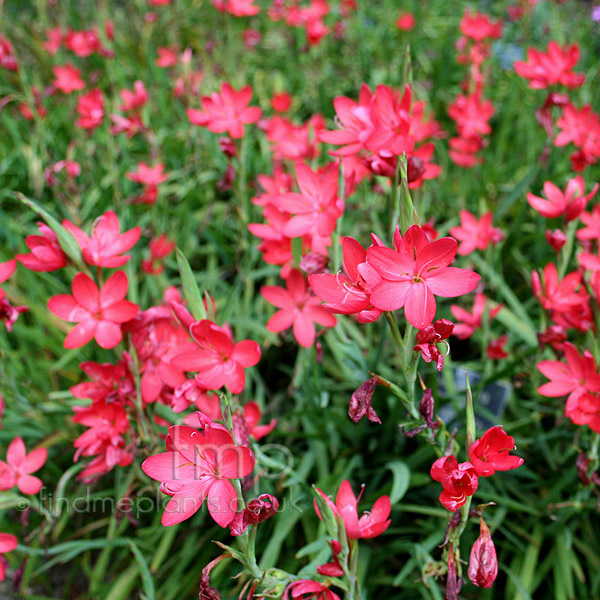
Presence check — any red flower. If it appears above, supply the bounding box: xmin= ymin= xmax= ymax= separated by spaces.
xmin=156 ymin=46 xmax=178 ymax=67
xmin=0 ymin=35 xmax=18 ymax=71
xmin=527 ymin=176 xmax=598 ymax=222
xmin=73 ymin=401 xmax=133 ymax=482
xmin=171 ymin=320 xmax=261 ymax=394
xmin=450 ymin=293 xmax=502 ymax=339
xmin=16 ymin=222 xmax=67 ymax=272
xmin=448 ymin=92 xmax=495 ymax=139
xmin=243 ymin=401 xmax=276 ymax=441
xmin=459 ymin=10 xmax=502 ymax=41
xmin=126 ymin=162 xmax=169 ymax=186
xmin=284 ymin=580 xmax=341 ymax=600
xmin=430 ymin=455 xmax=479 ymax=511
xmin=487 ymin=335 xmax=509 ymax=360
xmin=271 ymin=91 xmax=292 ymax=113
xmin=119 ymin=80 xmax=148 ymax=112
xmin=48 ymin=271 xmax=139 ymax=349
xmin=63 ymin=210 xmax=141 ymax=268
xmin=187 ymin=82 xmax=261 ymax=139
xmin=65 ymin=28 xmax=108 ymax=57
xmin=414 ymin=318 xmax=454 ymax=371
xmin=468 ymin=519 xmax=498 ymax=588
xmin=515 ymin=41 xmax=585 ymax=89
xmin=395 ymin=12 xmax=416 ymax=31
xmin=577 ymin=205 xmax=600 ymax=242
xmin=43 ymin=27 xmax=62 ymax=55
xmin=315 ymin=479 xmax=391 ymax=539
xmin=309 ymin=236 xmax=382 ymax=323
xmin=469 ymin=426 xmax=524 ymax=477
xmin=538 ymin=342 xmax=600 ymax=405
xmin=0 ymin=533 xmax=17 ymax=581
xmin=0 ymin=437 xmax=47 ymax=494
xmin=76 ymin=89 xmax=104 ymax=130
xmin=531 ymin=263 xmax=588 ymax=313
xmin=546 ymin=229 xmax=567 ymax=253
xmin=0 ymin=259 xmax=16 ymax=285
xmin=52 ymin=64 xmax=85 ymax=94
xmin=554 ymin=103 xmax=600 ymax=171
xmin=262 ymin=269 xmax=337 ymax=347
xmin=367 ymin=225 xmax=480 ymax=329
xmin=141 ymin=416 xmax=255 ymax=526
xmin=449 ymin=210 xmax=503 ymax=255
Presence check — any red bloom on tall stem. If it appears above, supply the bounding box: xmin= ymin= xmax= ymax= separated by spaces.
xmin=63 ymin=211 xmax=141 ymax=268
xmin=0 ymin=437 xmax=47 ymax=494
xmin=308 ymin=236 xmax=382 ymax=323
xmin=531 ymin=263 xmax=588 ymax=313
xmin=449 ymin=210 xmax=503 ymax=255
xmin=48 ymin=271 xmax=139 ymax=349
xmin=367 ymin=225 xmax=480 ymax=329
xmin=527 ymin=176 xmax=598 ymax=221
xmin=16 ymin=222 xmax=67 ymax=272
xmin=450 ymin=293 xmax=502 ymax=339
xmin=430 ymin=455 xmax=479 ymax=511
xmin=76 ymin=89 xmax=104 ymax=130
xmin=141 ymin=417 xmax=255 ymax=526
xmin=469 ymin=426 xmax=524 ymax=477
xmin=52 ymin=64 xmax=85 ymax=94
xmin=261 ymin=269 xmax=337 ymax=347
xmin=171 ymin=320 xmax=261 ymax=394
xmin=187 ymin=82 xmax=261 ymax=138
xmin=514 ymin=41 xmax=585 ymax=89
xmin=315 ymin=479 xmax=391 ymax=539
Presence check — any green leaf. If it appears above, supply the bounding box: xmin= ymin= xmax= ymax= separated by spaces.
xmin=176 ymin=248 xmax=207 ymax=321
xmin=128 ymin=540 xmax=156 ymax=600
xmin=386 ymin=461 xmax=410 ymax=504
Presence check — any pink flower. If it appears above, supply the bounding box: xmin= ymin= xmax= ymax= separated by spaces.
xmin=261 ymin=269 xmax=337 ymax=347
xmin=16 ymin=222 xmax=67 ymax=272
xmin=0 ymin=259 xmax=16 ymax=285
xmin=48 ymin=271 xmax=139 ymax=349
xmin=537 ymin=342 xmax=600 ymax=402
xmin=76 ymin=89 xmax=104 ymax=130
xmin=450 ymin=293 xmax=502 ymax=339
xmin=141 ymin=416 xmax=255 ymax=526
xmin=43 ymin=27 xmax=63 ymax=54
xmin=0 ymin=533 xmax=17 ymax=581
xmin=171 ymin=320 xmax=261 ymax=394
xmin=52 ymin=64 xmax=85 ymax=94
xmin=367 ymin=225 xmax=480 ymax=329
xmin=187 ymin=82 xmax=261 ymax=139
xmin=527 ymin=176 xmax=598 ymax=222
xmin=308 ymin=236 xmax=382 ymax=323
xmin=515 ymin=41 xmax=585 ymax=89
xmin=119 ymin=80 xmax=148 ymax=112
xmin=126 ymin=163 xmax=169 ymax=186
xmin=469 ymin=426 xmax=524 ymax=477
xmin=278 ymin=163 xmax=343 ymax=239
xmin=156 ymin=46 xmax=178 ymax=67
xmin=315 ymin=479 xmax=391 ymax=539
xmin=449 ymin=210 xmax=503 ymax=255
xmin=63 ymin=210 xmax=141 ymax=268
xmin=243 ymin=401 xmax=276 ymax=441
xmin=0 ymin=437 xmax=47 ymax=494
xmin=531 ymin=263 xmax=588 ymax=313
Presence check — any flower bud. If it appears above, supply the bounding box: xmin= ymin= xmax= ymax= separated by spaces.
xmin=468 ymin=519 xmax=498 ymax=588
xmin=349 ymin=377 xmax=380 ymax=424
